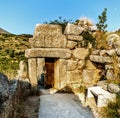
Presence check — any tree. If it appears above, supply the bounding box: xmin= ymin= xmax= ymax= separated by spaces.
xmin=96 ymin=8 xmax=107 ymax=32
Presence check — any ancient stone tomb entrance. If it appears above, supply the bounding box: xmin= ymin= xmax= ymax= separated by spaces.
xmin=26 ymin=53 xmax=67 ymax=89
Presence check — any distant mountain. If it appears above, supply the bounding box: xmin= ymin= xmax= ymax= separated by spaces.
xmin=0 ymin=27 xmax=10 ymax=34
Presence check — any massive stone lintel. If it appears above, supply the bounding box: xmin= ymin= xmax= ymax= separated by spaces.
xmin=25 ymin=48 xmax=71 ymax=59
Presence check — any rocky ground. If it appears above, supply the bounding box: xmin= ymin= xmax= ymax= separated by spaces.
xmin=21 ymin=95 xmax=40 ymax=118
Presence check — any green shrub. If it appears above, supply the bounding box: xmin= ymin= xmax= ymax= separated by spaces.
xmin=44 ymin=17 xmax=72 ymax=33
xmin=105 ymin=95 xmax=120 ymax=118
xmin=81 ymin=31 xmax=96 ymax=48
xmin=9 ymin=49 xmax=15 ymax=57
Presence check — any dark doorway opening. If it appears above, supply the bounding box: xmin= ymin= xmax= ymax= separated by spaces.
xmin=44 ymin=58 xmax=55 ymax=89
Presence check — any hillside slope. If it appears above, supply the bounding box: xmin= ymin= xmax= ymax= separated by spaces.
xmin=0 ymin=33 xmax=32 ymax=79
xmin=0 ymin=27 xmax=10 ymax=34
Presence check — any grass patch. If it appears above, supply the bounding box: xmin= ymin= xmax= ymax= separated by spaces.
xmin=105 ymin=95 xmax=120 ymax=118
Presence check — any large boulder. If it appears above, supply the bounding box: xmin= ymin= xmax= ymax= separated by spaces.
xmin=0 ymin=73 xmax=9 ymax=103
xmin=90 ymin=55 xmax=112 ymax=63
xmin=30 ymin=24 xmax=67 ymax=48
xmin=64 ymin=23 xmax=84 ymax=35
xmin=107 ymin=83 xmax=120 ymax=93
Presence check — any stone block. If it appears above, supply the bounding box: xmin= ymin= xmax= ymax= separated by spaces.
xmin=107 ymin=33 xmax=120 ymax=47
xmin=72 ymin=48 xmax=89 ymax=59
xmin=114 ymin=41 xmax=120 ymax=49
xmin=116 ymin=49 xmax=120 ymax=56
xmin=100 ymin=50 xmax=106 ymax=56
xmin=54 ymin=59 xmax=67 ymax=89
xmin=28 ymin=58 xmax=37 ymax=86
xmin=87 ymin=86 xmax=116 ymax=107
xmin=67 ymin=70 xmax=82 ymax=84
xmin=31 ymin=24 xmax=67 ymax=48
xmin=37 ymin=58 xmax=45 ymax=80
xmin=85 ymin=60 xmax=96 ymax=69
xmin=78 ymin=60 xmax=85 ymax=69
xmin=106 ymin=49 xmax=116 ymax=56
xmin=82 ymin=69 xmax=100 ymax=86
xmin=19 ymin=60 xmax=28 ymax=79
xmin=88 ymin=26 xmax=97 ymax=31
xmin=59 ymin=59 xmax=67 ymax=89
xmin=107 ymin=83 xmax=120 ymax=93
xmin=66 ymin=41 xmax=77 ymax=49
xmin=91 ymin=49 xmax=100 ymax=55
xmin=67 ymin=35 xmax=83 ymax=41
xmin=106 ymin=70 xmax=115 ymax=80
xmin=67 ymin=60 xmax=78 ymax=71
xmin=64 ymin=23 xmax=84 ymax=35
xmin=25 ymin=48 xmax=71 ymax=59
xmin=105 ymin=65 xmax=113 ymax=70
xmin=90 ymin=55 xmax=112 ymax=63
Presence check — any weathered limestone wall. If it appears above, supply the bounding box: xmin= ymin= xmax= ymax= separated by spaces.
xmin=25 ymin=23 xmax=100 ymax=88
xmin=90 ymin=33 xmax=120 ymax=81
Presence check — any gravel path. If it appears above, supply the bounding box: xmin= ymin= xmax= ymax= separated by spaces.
xmin=38 ymin=93 xmax=94 ymax=118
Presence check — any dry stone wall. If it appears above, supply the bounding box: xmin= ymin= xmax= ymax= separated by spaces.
xmin=90 ymin=33 xmax=120 ymax=80
xmin=25 ymin=23 xmax=101 ymax=89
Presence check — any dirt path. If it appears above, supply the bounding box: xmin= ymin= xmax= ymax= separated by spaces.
xmin=39 ymin=93 xmax=94 ymax=118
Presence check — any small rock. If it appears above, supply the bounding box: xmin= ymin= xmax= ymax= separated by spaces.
xmin=107 ymin=83 xmax=120 ymax=93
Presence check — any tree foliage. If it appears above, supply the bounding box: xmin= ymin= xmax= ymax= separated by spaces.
xmin=96 ymin=8 xmax=107 ymax=32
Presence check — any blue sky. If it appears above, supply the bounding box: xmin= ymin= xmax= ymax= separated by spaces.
xmin=0 ymin=0 xmax=120 ymax=34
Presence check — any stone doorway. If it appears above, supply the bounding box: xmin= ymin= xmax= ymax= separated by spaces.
xmin=44 ymin=58 xmax=56 ymax=88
